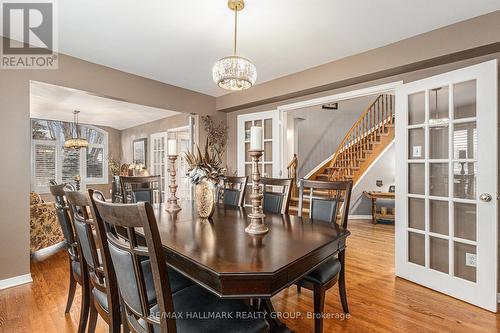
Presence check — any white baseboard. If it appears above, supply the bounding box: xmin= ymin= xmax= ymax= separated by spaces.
xmin=349 ymin=215 xmax=372 ymax=220
xmin=0 ymin=273 xmax=33 ymax=290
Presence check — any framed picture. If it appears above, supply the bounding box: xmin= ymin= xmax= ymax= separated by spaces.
xmin=132 ymin=138 xmax=147 ymax=167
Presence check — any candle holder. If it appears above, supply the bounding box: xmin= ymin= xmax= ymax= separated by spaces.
xmin=166 ymin=155 xmax=182 ymax=213
xmin=245 ymin=149 xmax=268 ymax=235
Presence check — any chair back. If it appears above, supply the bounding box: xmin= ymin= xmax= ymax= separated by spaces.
xmin=120 ymin=175 xmax=162 ymax=204
xmin=222 ymin=176 xmax=248 ymax=207
xmin=90 ymin=191 xmax=176 ymax=333
xmin=298 ymin=179 xmax=353 ymax=228
xmin=49 ymin=182 xmax=78 ymax=259
xmin=261 ymin=177 xmax=293 ymax=214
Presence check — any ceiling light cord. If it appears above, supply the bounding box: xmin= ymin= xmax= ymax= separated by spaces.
xmin=233 ymin=7 xmax=237 ymax=55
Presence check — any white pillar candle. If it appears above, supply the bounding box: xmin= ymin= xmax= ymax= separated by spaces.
xmin=250 ymin=126 xmax=263 ymax=150
xmin=168 ymin=139 xmax=177 ymax=155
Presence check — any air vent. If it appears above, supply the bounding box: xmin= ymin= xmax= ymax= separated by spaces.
xmin=322 ymin=102 xmax=338 ymax=110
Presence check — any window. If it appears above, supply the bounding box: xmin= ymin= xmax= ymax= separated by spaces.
xmin=31 ymin=119 xmax=108 ymax=192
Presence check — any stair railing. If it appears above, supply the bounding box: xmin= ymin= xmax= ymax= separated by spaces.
xmin=287 ymin=153 xmax=298 ymax=197
xmin=327 ymin=94 xmax=395 ymax=180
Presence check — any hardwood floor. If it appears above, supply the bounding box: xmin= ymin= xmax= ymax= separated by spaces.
xmin=1 ymin=220 xmax=499 ymax=332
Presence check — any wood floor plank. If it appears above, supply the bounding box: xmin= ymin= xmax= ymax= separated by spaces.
xmin=0 ymin=219 xmax=498 ymax=332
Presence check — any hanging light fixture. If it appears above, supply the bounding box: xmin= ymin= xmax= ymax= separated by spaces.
xmin=64 ymin=110 xmax=88 ymax=149
xmin=212 ymin=0 xmax=257 ymax=91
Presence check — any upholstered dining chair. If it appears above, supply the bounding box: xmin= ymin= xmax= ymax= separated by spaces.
xmin=49 ymin=182 xmax=89 ymax=333
xmin=90 ymin=191 xmax=270 ymax=333
xmin=222 ymin=176 xmax=248 ymax=207
xmin=120 ymin=175 xmax=162 ymax=204
xmin=296 ymin=179 xmax=353 ymax=333
xmin=64 ymin=189 xmax=122 ymax=333
xmin=260 ymin=177 xmax=293 ymax=214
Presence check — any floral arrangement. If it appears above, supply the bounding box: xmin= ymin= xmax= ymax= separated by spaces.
xmin=201 ymin=115 xmax=228 ymax=161
xmin=184 ymin=138 xmax=226 ymax=185
xmin=107 ymin=155 xmax=121 ymax=176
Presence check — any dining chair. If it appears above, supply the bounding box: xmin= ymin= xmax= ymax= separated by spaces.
xmin=222 ymin=176 xmax=248 ymax=207
xmin=90 ymin=191 xmax=270 ymax=333
xmin=296 ymin=179 xmax=353 ymax=333
xmin=64 ymin=189 xmax=123 ymax=333
xmin=49 ymin=182 xmax=90 ymax=333
xmin=261 ymin=177 xmax=293 ymax=214
xmin=120 ymin=175 xmax=162 ymax=204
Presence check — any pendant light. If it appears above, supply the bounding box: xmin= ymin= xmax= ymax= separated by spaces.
xmin=64 ymin=110 xmax=88 ymax=149
xmin=212 ymin=0 xmax=257 ymax=91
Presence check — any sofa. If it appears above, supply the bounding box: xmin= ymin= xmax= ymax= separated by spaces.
xmin=30 ymin=192 xmax=65 ymax=253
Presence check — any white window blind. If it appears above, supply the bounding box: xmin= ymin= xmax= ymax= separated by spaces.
xmin=31 ymin=119 xmax=108 ymax=193
xmin=33 ymin=141 xmax=57 ymax=191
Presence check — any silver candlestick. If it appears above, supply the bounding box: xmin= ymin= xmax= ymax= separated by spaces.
xmin=166 ymin=155 xmax=181 ymax=213
xmin=245 ymin=150 xmax=268 ymax=235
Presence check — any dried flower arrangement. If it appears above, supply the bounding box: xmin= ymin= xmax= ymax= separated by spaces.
xmin=107 ymin=155 xmax=121 ymax=176
xmin=184 ymin=138 xmax=226 ymax=185
xmin=201 ymin=115 xmax=228 ymax=160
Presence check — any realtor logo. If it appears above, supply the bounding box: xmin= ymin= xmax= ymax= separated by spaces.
xmin=1 ymin=0 xmax=58 ymax=69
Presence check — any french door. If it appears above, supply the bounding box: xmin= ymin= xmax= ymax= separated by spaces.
xmin=150 ymin=126 xmax=193 ymax=202
xmin=150 ymin=132 xmax=167 ymax=202
xmin=237 ymin=110 xmax=280 ymax=205
xmin=395 ymin=60 xmax=498 ymax=311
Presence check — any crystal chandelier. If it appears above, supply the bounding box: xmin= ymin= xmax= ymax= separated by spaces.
xmin=212 ymin=0 xmax=256 ymax=91
xmin=64 ymin=110 xmax=88 ymax=149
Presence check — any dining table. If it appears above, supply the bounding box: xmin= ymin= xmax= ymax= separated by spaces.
xmin=139 ymin=201 xmax=350 ymax=333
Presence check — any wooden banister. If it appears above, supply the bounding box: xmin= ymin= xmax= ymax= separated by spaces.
xmin=287 ymin=154 xmax=298 ymax=197
xmin=326 ymin=94 xmax=395 ymax=180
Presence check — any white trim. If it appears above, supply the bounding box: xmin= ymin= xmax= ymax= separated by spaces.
xmin=277 ymin=81 xmax=403 ymax=176
xmin=277 ymin=81 xmax=402 ymax=112
xmin=349 ymin=215 xmax=372 ymax=220
xmin=0 ymin=273 xmax=32 ymax=290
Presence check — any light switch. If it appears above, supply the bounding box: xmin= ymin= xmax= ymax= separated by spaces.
xmin=412 ymin=146 xmax=422 ymax=158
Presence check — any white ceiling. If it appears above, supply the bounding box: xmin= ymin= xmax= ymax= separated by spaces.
xmin=20 ymin=1 xmax=500 ymax=96
xmin=30 ymin=81 xmax=180 ymax=130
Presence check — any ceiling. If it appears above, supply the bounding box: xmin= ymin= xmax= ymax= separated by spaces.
xmin=30 ymin=81 xmax=180 ymax=130
xmin=17 ymin=1 xmax=500 ymax=97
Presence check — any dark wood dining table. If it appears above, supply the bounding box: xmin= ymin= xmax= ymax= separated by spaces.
xmin=143 ymin=201 xmax=350 ymax=332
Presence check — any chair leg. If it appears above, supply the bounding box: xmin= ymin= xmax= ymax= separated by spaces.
xmin=313 ymin=285 xmax=325 ymax=333
xmin=338 ymin=250 xmax=349 ymax=314
xmin=121 ymin=306 xmax=129 ymax=333
xmin=77 ymin=275 xmax=90 ymax=333
xmin=296 ymin=285 xmax=301 ymax=294
xmin=65 ymin=260 xmax=77 ymax=313
xmin=88 ymin=298 xmax=98 ymax=333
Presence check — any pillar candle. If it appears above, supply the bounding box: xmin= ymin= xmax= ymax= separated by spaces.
xmin=168 ymin=139 xmax=177 ymax=155
xmin=250 ymin=126 xmax=263 ymax=150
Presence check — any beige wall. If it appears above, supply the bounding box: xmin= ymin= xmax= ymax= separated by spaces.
xmin=0 ymin=37 xmax=221 ymax=281
xmin=121 ymin=113 xmax=191 ymax=163
xmin=217 ymin=11 xmax=500 ymax=112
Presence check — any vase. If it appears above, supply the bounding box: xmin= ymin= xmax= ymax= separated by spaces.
xmin=195 ymin=180 xmax=217 ymax=219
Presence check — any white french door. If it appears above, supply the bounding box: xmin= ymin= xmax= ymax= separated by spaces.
xmin=395 ymin=60 xmax=498 ymax=311
xmin=237 ymin=110 xmax=280 ymax=205
xmin=150 ymin=132 xmax=167 ymax=202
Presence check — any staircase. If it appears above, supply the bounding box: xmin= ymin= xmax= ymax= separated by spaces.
xmin=288 ymin=94 xmax=395 ymax=214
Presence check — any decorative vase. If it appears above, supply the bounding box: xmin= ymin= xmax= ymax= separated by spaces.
xmin=195 ymin=180 xmax=217 ymax=219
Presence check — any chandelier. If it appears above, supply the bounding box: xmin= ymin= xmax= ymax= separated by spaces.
xmin=64 ymin=110 xmax=88 ymax=149
xmin=212 ymin=0 xmax=257 ymax=91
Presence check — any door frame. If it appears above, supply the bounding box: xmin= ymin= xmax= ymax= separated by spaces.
xmin=276 ymin=81 xmax=403 ymax=177
xmin=395 ymin=60 xmax=498 ymax=311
